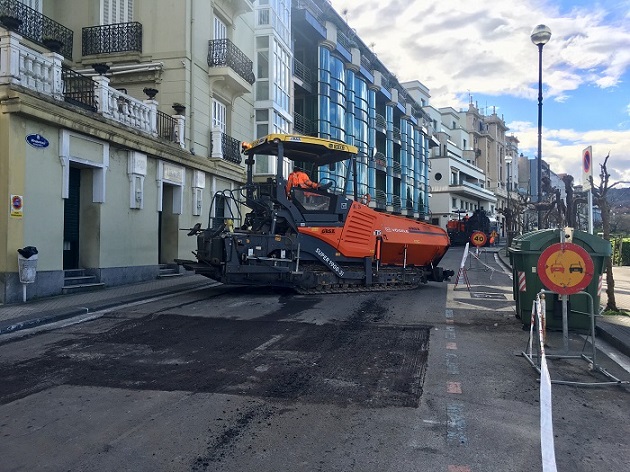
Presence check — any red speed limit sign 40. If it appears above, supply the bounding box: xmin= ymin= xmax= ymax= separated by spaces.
xmin=470 ymin=231 xmax=487 ymax=247
xmin=537 ymin=243 xmax=594 ymax=295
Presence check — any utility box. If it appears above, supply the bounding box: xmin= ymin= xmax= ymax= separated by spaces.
xmin=508 ymin=229 xmax=611 ymax=332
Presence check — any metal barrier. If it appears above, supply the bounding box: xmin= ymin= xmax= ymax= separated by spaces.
xmin=522 ymin=290 xmax=628 ymax=387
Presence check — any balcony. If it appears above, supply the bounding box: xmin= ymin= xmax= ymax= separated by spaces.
xmin=207 ymin=38 xmax=255 ymax=94
xmin=392 ymin=160 xmax=402 ymax=175
xmin=61 ymin=65 xmax=96 ymax=111
xmin=82 ymin=22 xmax=142 ymax=57
xmin=0 ymin=0 xmax=73 ymax=59
xmin=374 ymin=113 xmax=386 ymax=131
xmin=392 ymin=126 xmax=401 ymax=143
xmin=210 ymin=128 xmax=243 ymax=165
xmin=0 ymin=33 xmax=185 ymax=147
xmin=293 ymin=112 xmax=316 ymax=136
xmin=374 ymin=189 xmax=387 ymax=208
xmin=373 ymin=152 xmax=386 ymax=170
xmin=293 ymin=57 xmax=313 ymax=91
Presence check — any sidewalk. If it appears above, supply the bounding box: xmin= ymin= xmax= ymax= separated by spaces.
xmin=496 ymin=245 xmax=630 ymax=358
xmin=0 ymin=274 xmax=216 ymax=336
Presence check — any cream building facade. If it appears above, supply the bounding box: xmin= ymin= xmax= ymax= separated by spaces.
xmin=0 ymin=0 xmax=255 ymax=303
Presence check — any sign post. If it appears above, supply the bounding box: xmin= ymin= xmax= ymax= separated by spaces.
xmin=537 ymin=241 xmax=594 ymax=352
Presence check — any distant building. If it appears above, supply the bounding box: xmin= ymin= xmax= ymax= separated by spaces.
xmin=423 ymin=104 xmax=496 ymax=228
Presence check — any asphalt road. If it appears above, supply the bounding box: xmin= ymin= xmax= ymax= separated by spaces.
xmin=0 ymin=247 xmax=628 ymax=472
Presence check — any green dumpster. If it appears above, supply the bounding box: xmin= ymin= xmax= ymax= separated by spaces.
xmin=508 ymin=229 xmax=611 ymax=332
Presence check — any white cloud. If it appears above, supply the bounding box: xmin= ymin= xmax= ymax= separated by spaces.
xmin=329 ymin=0 xmax=630 ymax=184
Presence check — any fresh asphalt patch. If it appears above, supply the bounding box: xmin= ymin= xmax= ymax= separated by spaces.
xmin=0 ymin=313 xmax=431 ymax=408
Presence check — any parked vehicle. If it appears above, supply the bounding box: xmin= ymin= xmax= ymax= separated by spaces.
xmin=446 ymin=208 xmax=492 ymax=246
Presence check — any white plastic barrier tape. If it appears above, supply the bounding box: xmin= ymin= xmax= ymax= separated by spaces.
xmin=536 ymin=295 xmax=558 ymax=472
xmin=468 ymin=251 xmax=496 ymax=278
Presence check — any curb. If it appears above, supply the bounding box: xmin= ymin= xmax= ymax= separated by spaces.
xmin=596 ymin=324 xmax=630 ymax=358
xmin=0 ymin=307 xmax=89 ymax=335
xmin=0 ymin=280 xmax=215 ymax=337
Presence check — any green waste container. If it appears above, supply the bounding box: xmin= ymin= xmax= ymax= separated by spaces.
xmin=508 ymin=229 xmax=611 ymax=332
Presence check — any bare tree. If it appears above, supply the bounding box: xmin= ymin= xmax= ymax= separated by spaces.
xmin=589 ymin=153 xmax=623 ymax=312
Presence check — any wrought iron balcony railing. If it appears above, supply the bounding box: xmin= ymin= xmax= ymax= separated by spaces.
xmin=0 ymin=0 xmax=73 ymax=59
xmin=157 ymin=110 xmax=177 ymax=141
xmin=82 ymin=22 xmax=142 ymax=56
xmin=61 ymin=65 xmax=96 ymax=111
xmin=207 ymin=38 xmax=255 ymax=85
xmin=221 ymin=133 xmax=243 ymax=164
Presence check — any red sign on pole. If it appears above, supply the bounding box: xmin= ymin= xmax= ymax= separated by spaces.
xmin=537 ymin=243 xmax=594 ymax=295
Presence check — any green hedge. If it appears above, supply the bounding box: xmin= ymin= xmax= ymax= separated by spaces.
xmin=612 ymin=237 xmax=630 ymax=266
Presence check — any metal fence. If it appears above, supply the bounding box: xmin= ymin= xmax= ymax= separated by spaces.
xmin=82 ymin=22 xmax=142 ymax=56
xmin=207 ymin=39 xmax=255 ymax=85
xmin=61 ymin=65 xmax=96 ymax=111
xmin=0 ymin=0 xmax=73 ymax=59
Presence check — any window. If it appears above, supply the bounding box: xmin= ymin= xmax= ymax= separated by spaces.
xmin=101 ymin=0 xmax=133 ymax=24
xmin=273 ymin=41 xmax=291 ymax=113
xmin=23 ymin=0 xmax=42 ymax=12
xmin=214 ymin=16 xmax=227 ymax=40
xmin=452 ymin=198 xmax=457 ymax=208
xmin=212 ymin=100 xmax=227 ymax=133
xmin=434 ymin=172 xmax=442 ymax=181
xmin=214 ymin=194 xmax=225 ymax=229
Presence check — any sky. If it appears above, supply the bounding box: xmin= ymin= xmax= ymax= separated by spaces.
xmin=328 ymin=0 xmax=630 ymax=187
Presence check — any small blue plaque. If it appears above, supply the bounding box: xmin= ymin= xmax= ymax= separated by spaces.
xmin=25 ymin=134 xmax=49 ymax=148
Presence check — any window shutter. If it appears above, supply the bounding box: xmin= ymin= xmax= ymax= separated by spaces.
xmin=101 ymin=0 xmax=133 ymax=24
xmin=23 ymin=0 xmax=42 ymax=12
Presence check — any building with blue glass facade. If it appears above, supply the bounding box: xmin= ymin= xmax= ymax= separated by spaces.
xmin=255 ymin=0 xmax=437 ymax=220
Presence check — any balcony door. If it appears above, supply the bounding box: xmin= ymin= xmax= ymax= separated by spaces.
xmin=214 ymin=16 xmax=227 ymax=40
xmin=101 ymin=0 xmax=133 ymax=24
xmin=22 ymin=0 xmax=42 ymax=12
xmin=212 ymin=100 xmax=227 ymax=133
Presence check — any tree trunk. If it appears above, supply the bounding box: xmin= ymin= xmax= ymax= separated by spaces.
xmin=600 ymin=200 xmax=618 ymax=311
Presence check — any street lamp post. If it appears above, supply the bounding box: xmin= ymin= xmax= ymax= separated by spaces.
xmin=531 ymin=24 xmax=551 ymax=230
xmin=505 ymin=155 xmax=512 ymax=246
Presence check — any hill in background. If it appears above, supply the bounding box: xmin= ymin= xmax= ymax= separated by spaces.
xmin=608 ymin=188 xmax=630 ymax=209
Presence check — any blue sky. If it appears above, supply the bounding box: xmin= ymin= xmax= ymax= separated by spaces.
xmin=329 ymin=0 xmax=630 ymax=186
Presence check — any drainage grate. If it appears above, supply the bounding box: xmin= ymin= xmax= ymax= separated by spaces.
xmin=470 ymin=292 xmax=507 ymax=300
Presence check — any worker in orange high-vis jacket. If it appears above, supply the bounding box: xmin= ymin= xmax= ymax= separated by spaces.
xmin=285 ymin=166 xmax=332 ymax=196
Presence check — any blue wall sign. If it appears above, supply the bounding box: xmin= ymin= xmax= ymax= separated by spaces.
xmin=25 ymin=134 xmax=49 ymax=148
